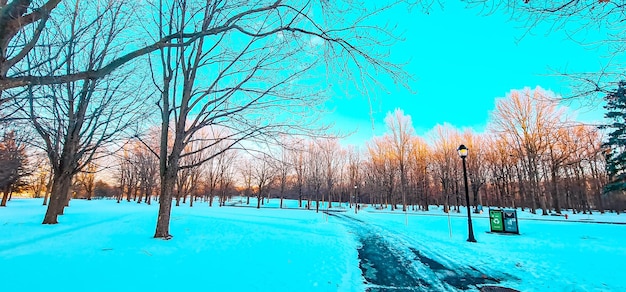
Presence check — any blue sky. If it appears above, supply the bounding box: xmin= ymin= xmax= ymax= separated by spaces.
xmin=328 ymin=2 xmax=612 ymax=146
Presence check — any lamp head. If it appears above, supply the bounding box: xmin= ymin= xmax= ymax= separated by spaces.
xmin=457 ymin=144 xmax=468 ymax=158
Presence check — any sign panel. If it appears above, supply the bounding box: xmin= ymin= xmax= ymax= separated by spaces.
xmin=503 ymin=209 xmax=519 ymax=234
xmin=489 ymin=209 xmax=504 ymax=232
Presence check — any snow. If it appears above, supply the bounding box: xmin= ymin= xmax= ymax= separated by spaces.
xmin=1 ymin=198 xmax=625 ymax=292
xmin=357 ymin=206 xmax=626 ymax=291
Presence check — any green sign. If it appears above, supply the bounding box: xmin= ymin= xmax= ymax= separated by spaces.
xmin=489 ymin=209 xmax=504 ymax=232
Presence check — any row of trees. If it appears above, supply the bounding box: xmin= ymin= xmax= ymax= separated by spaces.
xmin=4 ymin=85 xmax=625 ymax=219
xmin=93 ymin=87 xmax=621 ymax=216
xmin=361 ymin=87 xmax=617 ymax=215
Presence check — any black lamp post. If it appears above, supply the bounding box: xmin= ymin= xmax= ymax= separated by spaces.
xmin=458 ymin=144 xmax=477 ymax=243
xmin=354 ymin=184 xmax=358 ymax=214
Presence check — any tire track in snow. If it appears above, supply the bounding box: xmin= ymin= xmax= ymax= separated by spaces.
xmin=327 ymin=212 xmax=511 ymax=292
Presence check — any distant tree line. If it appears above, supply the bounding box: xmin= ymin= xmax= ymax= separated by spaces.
xmin=4 ymin=86 xmax=626 ymax=216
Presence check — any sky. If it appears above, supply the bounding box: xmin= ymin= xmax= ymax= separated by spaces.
xmin=2 ymin=198 xmax=625 ymax=291
xmin=327 ymin=2 xmax=613 ymax=146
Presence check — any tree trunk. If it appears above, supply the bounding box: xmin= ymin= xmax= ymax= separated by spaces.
xmin=472 ymin=184 xmax=480 ymax=213
xmin=0 ymin=187 xmax=9 ymax=206
xmin=298 ymin=191 xmax=302 ymax=207
xmin=400 ymin=164 xmax=407 ymax=212
xmin=528 ymin=156 xmax=548 ymax=215
xmin=43 ymin=175 xmax=53 ymax=206
xmin=42 ymin=171 xmax=73 ymax=224
xmin=136 ymin=190 xmax=143 ymax=204
xmin=154 ymin=168 xmax=176 ymax=239
xmin=551 ymin=166 xmax=562 ymax=214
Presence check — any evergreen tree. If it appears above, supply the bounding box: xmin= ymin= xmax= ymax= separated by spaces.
xmin=602 ymin=81 xmax=626 ymax=194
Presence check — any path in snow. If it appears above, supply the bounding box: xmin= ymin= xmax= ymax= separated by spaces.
xmin=327 ymin=212 xmax=516 ymax=292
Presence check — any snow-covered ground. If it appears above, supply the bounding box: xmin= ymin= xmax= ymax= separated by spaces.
xmin=1 ymin=198 xmax=624 ymax=292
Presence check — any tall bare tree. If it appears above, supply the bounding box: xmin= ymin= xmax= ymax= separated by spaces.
xmin=240 ymin=157 xmax=254 ymax=205
xmin=306 ymin=140 xmax=323 ymax=212
xmin=252 ymin=153 xmax=274 ymax=209
xmin=385 ymin=108 xmax=415 ymax=211
xmin=429 ymin=124 xmax=461 ymax=212
xmin=10 ymin=0 xmax=149 ymax=223
xmin=490 ymin=86 xmax=566 ymax=215
xmin=216 ymin=150 xmax=236 ymax=207
xmin=367 ymin=135 xmax=397 ymax=209
xmin=408 ymin=135 xmax=430 ymax=210
xmin=147 ymin=0 xmax=411 ymax=239
xmin=276 ymin=143 xmax=292 ymax=209
xmin=289 ymin=139 xmax=306 ymax=208
xmin=346 ymin=146 xmax=362 ymax=208
xmin=319 ymin=137 xmax=341 ymax=209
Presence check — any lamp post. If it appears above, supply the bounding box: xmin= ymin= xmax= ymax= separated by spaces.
xmin=354 ymin=184 xmax=358 ymax=214
xmin=458 ymin=144 xmax=477 ymax=243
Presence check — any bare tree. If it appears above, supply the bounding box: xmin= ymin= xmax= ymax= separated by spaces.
xmin=483 ymin=135 xmax=518 ymax=208
xmin=240 ymin=158 xmax=254 ymax=206
xmin=408 ymin=136 xmax=430 ymax=210
xmin=346 ymin=146 xmax=362 ymax=208
xmin=75 ymin=162 xmax=96 ymax=200
xmin=289 ymin=139 xmax=307 ymax=208
xmin=562 ymin=124 xmax=606 ymax=214
xmin=334 ymin=146 xmax=348 ymax=208
xmin=28 ymin=152 xmax=51 ymax=199
xmin=8 ymin=0 xmax=150 ymax=224
xmin=0 ymin=1 xmax=304 ymax=93
xmin=490 ymin=86 xmax=566 ymax=215
xmin=252 ymin=153 xmax=274 ymax=209
xmin=429 ymin=124 xmax=461 ymax=212
xmin=385 ymin=108 xmax=415 ymax=212
xmin=147 ymin=0 xmax=411 ymax=239
xmin=175 ymin=141 xmax=205 ymax=207
xmin=217 ymin=150 xmax=236 ymax=207
xmin=319 ymin=138 xmax=341 ymax=209
xmin=367 ymin=136 xmax=397 ymax=209
xmin=0 ymin=130 xmax=27 ymax=206
xmin=276 ymin=143 xmax=292 ymax=209
xmin=203 ymin=153 xmax=220 ymax=207
xmin=133 ymin=136 xmax=160 ymax=205
xmin=306 ymin=140 xmax=324 ymax=212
